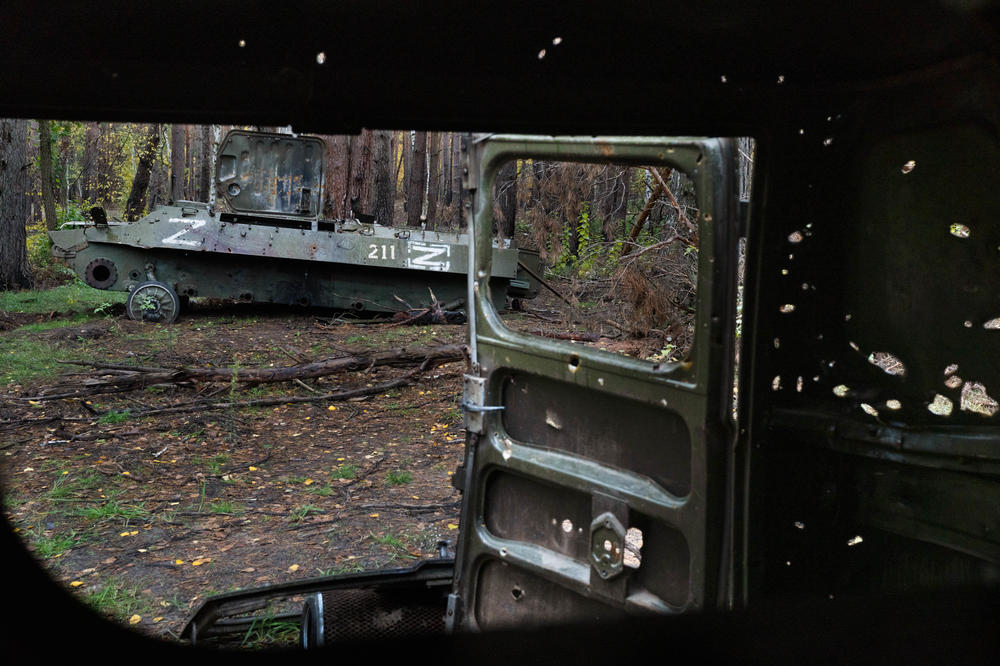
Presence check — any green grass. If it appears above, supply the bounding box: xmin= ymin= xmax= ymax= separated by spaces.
xmin=305 ymin=484 xmax=335 ymax=497
xmin=47 ymin=470 xmax=103 ymax=501
xmin=98 ymin=410 xmax=131 ymax=424
xmin=208 ymin=499 xmax=244 ymax=514
xmin=0 ymin=280 xmax=125 ymax=315
xmin=84 ymin=578 xmax=151 ymax=623
xmin=0 ymin=336 xmax=66 ymax=385
xmin=288 ymin=504 xmax=323 ymax=523
xmin=330 ymin=463 xmax=358 ymax=480
xmin=29 ymin=528 xmax=87 ymax=559
xmin=72 ymin=496 xmax=149 ymax=524
xmin=384 ymin=469 xmax=413 ymax=486
xmin=238 ymin=614 xmax=300 ymax=649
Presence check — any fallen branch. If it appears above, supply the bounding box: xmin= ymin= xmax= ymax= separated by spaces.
xmin=30 ymin=344 xmax=467 ymax=401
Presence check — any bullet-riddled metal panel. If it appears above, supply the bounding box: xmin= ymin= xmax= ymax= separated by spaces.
xmin=216 ymin=130 xmax=324 ymax=218
xmin=500 ymin=372 xmax=692 ymax=498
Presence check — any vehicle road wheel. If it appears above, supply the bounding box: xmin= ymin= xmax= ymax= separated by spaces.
xmin=126 ymin=280 xmax=180 ymax=324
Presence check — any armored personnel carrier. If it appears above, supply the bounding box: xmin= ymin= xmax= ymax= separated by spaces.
xmin=48 ymin=130 xmax=539 ymax=323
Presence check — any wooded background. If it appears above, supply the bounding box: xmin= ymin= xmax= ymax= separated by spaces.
xmin=1 ymin=120 xmax=753 ymax=346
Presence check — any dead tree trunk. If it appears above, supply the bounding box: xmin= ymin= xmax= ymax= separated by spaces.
xmin=407 ymin=131 xmax=427 ymax=227
xmin=0 ymin=118 xmax=33 ymax=290
xmin=124 ymin=124 xmax=161 ymax=221
xmin=38 ymin=120 xmax=58 ymax=231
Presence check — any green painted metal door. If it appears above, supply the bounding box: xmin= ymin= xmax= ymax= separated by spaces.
xmin=448 ymin=135 xmax=742 ymax=631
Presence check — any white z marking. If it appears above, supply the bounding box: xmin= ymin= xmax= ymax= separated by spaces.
xmin=406 ymin=242 xmax=450 ymax=271
xmin=163 ymin=218 xmax=206 ymax=247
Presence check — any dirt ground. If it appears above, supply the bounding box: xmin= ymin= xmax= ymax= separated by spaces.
xmin=0 ymin=274 xmax=684 ymax=649
xmin=1 ymin=300 xmax=478 ymax=647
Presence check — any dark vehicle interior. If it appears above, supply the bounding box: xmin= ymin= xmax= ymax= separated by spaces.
xmin=3 ymin=1 xmax=999 ymax=661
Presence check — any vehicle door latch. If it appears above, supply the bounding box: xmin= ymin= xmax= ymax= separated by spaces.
xmin=461 ymin=374 xmax=504 ymax=433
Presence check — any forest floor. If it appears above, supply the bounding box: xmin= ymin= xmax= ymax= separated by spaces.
xmin=0 ymin=273 xmax=679 ymax=649
xmin=1 ymin=295 xmax=477 ymax=648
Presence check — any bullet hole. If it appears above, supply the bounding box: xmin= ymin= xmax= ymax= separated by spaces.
xmin=847 ymin=535 xmax=864 ymax=546
xmin=945 ymin=375 xmax=963 ymax=389
xmin=901 ymin=160 xmax=916 ymax=173
xmin=538 ymin=49 xmax=547 ymax=59
xmin=781 ymin=269 xmax=789 ymax=275
xmin=720 ymin=74 xmax=728 ymax=83
xmin=773 ymin=337 xmax=780 ymax=349
xmin=796 ymin=376 xmax=804 ymax=392
xmin=772 ymin=376 xmax=782 ymax=391
xmin=624 ymin=527 xmax=643 ymax=569
xmin=861 ymin=403 xmax=879 ymax=417
xmin=561 ymin=519 xmax=574 ymax=533
xmin=316 ymin=52 xmax=326 ymax=64
xmin=552 ymin=36 xmax=563 ymax=45
xmin=802 ymin=283 xmax=810 ymax=290
xmin=961 ymin=382 xmax=998 ymax=417
xmin=944 ymin=364 xmax=959 ymax=376
xmin=788 ymin=231 xmax=803 ymax=243
xmin=844 ymin=313 xmax=852 ymax=321
xmin=964 ymin=320 xmax=974 ymax=328
xmin=949 ymin=223 xmax=971 ymax=238
xmin=777 ymin=74 xmax=785 ymax=84
xmin=823 ymin=137 xmax=834 ymax=146
xmin=568 ymin=354 xmax=580 ymax=372
xmin=799 ymin=129 xmax=805 ymax=135
xmin=511 ymin=586 xmax=524 ymax=600
xmin=780 ymin=304 xmax=796 ymax=313
xmin=794 ymin=521 xmax=805 ymax=529
xmin=928 ymin=394 xmax=953 ymax=416
xmin=833 ymin=385 xmax=849 ymax=397
xmin=868 ymin=352 xmax=906 ymax=376
xmin=886 ymin=399 xmax=902 ymax=410
xmin=238 ymin=39 xmax=246 ymax=48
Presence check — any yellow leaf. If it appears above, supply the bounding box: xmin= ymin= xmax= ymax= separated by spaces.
xmin=327 ymin=406 xmax=337 ymax=411
xmin=248 ymin=466 xmax=258 ymax=472
xmin=303 ymin=479 xmax=314 ymax=485
xmin=175 ymin=559 xmax=186 ymax=565
xmin=288 ymin=564 xmax=300 ymax=572
xmin=120 ymin=531 xmax=132 ymax=537
xmin=448 ymin=523 xmax=459 ymax=530
xmin=337 ymin=457 xmax=345 ymax=461
xmin=369 ymin=513 xmax=380 ymax=518
xmin=192 ymin=558 xmax=211 ymax=566
xmin=128 ymin=614 xmax=142 ymax=625
xmin=70 ymin=581 xmax=85 ymax=588
xmin=152 ymin=617 xmax=164 ymax=623
xmin=121 ymin=471 xmax=130 ymax=476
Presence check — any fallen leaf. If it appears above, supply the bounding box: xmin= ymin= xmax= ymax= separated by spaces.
xmin=248 ymin=466 xmax=258 ymax=472
xmin=192 ymin=558 xmax=211 ymax=566
xmin=288 ymin=564 xmax=300 ymax=572
xmin=152 ymin=617 xmax=164 ymax=624
xmin=240 ymin=567 xmax=255 ymax=573
xmin=448 ymin=523 xmax=459 ymax=530
xmin=128 ymin=615 xmax=142 ymax=625
xmin=174 ymin=559 xmax=186 ymax=565
xmin=303 ymin=479 xmax=314 ymax=485
xmin=369 ymin=513 xmax=379 ymax=518
xmin=70 ymin=581 xmax=85 ymax=588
